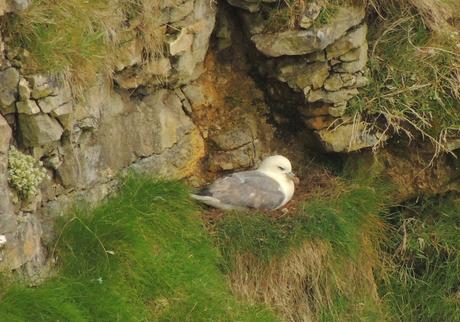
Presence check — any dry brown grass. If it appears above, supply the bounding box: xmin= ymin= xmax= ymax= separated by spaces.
xmin=229 ymin=236 xmax=386 ymax=321
xmin=229 ymin=242 xmax=331 ymax=322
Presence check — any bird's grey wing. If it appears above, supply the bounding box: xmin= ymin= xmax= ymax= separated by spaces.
xmin=207 ymin=171 xmax=284 ymax=210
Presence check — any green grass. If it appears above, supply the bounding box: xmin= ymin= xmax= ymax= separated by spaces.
xmin=215 ymin=177 xmax=388 ymax=269
xmin=215 ymin=174 xmax=390 ymax=321
xmin=380 ymin=195 xmax=460 ymax=322
xmin=0 ymin=176 xmax=279 ymax=322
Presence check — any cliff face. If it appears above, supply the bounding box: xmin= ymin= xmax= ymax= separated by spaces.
xmin=0 ymin=0 xmax=459 ymax=284
xmin=0 ymin=0 xmax=215 ymax=279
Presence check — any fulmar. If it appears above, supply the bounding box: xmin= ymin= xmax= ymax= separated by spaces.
xmin=191 ymin=155 xmax=299 ymax=210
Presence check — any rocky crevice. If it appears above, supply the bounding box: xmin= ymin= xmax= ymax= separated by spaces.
xmin=224 ymin=0 xmax=383 ymax=153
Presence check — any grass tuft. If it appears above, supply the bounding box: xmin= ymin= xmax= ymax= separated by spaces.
xmin=2 ymin=0 xmax=166 ymax=91
xmin=3 ymin=0 xmax=121 ymax=86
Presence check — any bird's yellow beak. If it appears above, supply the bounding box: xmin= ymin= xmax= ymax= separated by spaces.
xmin=287 ymin=172 xmax=300 ymax=185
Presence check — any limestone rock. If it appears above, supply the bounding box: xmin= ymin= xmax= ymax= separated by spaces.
xmin=28 ymin=75 xmax=55 ymax=99
xmin=329 ymin=102 xmax=347 ymax=117
xmin=317 ymin=122 xmax=386 ymax=152
xmin=307 ymin=88 xmax=359 ymax=104
xmin=0 ymin=114 xmax=11 ymax=154
xmin=2 ymin=213 xmax=46 ymax=282
xmin=210 ymin=123 xmax=255 ymax=150
xmin=209 ymin=143 xmax=259 ymax=171
xmin=251 ymin=6 xmax=365 ymax=57
xmin=277 ymin=61 xmax=329 ymax=90
xmin=129 ymin=128 xmax=204 ymax=178
xmin=168 ymin=29 xmax=194 ymax=56
xmin=0 ymin=124 xmax=15 ymax=268
xmin=340 ymin=45 xmax=364 ymax=62
xmin=113 ymin=58 xmax=169 ymax=89
xmin=150 ymin=58 xmax=172 ymax=76
xmin=19 ymin=113 xmax=64 ymax=147
xmin=113 ymin=67 xmax=148 ymax=89
xmin=168 ymin=0 xmax=216 ymax=85
xmin=0 ymin=67 xmax=19 ymax=108
xmin=20 ymin=190 xmax=42 ymax=213
xmin=58 ymin=87 xmax=203 ymax=188
xmin=18 ymin=78 xmax=31 ymax=100
xmin=0 ymin=112 xmax=17 ymax=276
xmin=182 ymin=83 xmax=207 ymax=106
xmin=38 ymin=92 xmax=71 ymax=113
xmin=326 ymin=24 xmax=367 ymax=59
xmin=16 ymin=99 xmax=40 ymax=115
xmin=334 ymin=42 xmax=368 ymax=73
xmin=324 ymin=74 xmax=344 ymax=91
xmin=215 ymin=9 xmax=232 ymax=51
xmin=50 ymin=102 xmax=73 ymax=117
xmin=340 ymin=73 xmax=356 ymax=87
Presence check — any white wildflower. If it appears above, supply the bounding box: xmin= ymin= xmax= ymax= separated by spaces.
xmin=8 ymin=147 xmax=47 ymax=199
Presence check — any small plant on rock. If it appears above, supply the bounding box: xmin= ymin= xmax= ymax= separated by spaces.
xmin=7 ymin=147 xmax=47 ymax=199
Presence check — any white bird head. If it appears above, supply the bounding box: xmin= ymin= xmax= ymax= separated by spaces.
xmin=258 ymin=155 xmax=299 ymax=184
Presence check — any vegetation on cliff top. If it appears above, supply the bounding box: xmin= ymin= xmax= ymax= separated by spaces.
xmin=2 ymin=0 xmax=166 ymax=88
xmin=350 ymin=0 xmax=460 ymax=150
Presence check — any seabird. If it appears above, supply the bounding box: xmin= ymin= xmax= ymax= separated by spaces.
xmin=191 ymin=155 xmax=299 ymax=210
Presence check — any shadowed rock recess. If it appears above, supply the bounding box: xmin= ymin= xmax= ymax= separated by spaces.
xmin=0 ymin=0 xmax=459 ymax=317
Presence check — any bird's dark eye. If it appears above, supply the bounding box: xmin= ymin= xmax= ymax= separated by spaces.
xmin=278 ymin=166 xmax=285 ymax=171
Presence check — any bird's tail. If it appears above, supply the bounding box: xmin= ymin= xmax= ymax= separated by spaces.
xmin=191 ymin=187 xmax=212 ymax=197
xmin=190 ymin=193 xmax=208 ymax=201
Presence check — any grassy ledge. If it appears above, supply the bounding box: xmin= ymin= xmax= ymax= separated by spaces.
xmin=214 ymin=177 xmax=391 ymax=321
xmin=0 ymin=176 xmax=278 ymax=322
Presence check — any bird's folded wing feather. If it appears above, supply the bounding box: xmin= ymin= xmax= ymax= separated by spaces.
xmin=207 ymin=170 xmax=284 ymax=210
